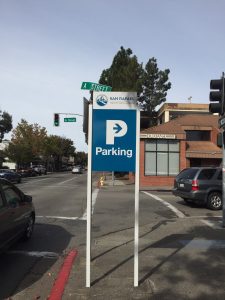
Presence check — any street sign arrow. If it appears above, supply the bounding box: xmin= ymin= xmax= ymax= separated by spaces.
xmin=113 ymin=123 xmax=122 ymax=133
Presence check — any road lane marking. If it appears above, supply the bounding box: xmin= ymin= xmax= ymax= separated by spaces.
xmin=201 ymin=220 xmax=215 ymax=228
xmin=45 ymin=185 xmax=79 ymax=188
xmin=20 ymin=177 xmax=52 ymax=184
xmin=142 ymin=191 xmax=185 ymax=219
xmin=36 ymin=216 xmax=79 ymax=220
xmin=58 ymin=177 xmax=79 ymax=185
xmin=201 ymin=219 xmax=223 ymax=229
xmin=80 ymin=188 xmax=99 ymax=220
xmin=8 ymin=251 xmax=59 ymax=258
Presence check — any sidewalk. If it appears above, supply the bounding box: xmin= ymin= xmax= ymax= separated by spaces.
xmin=64 ymin=217 xmax=225 ymax=299
xmin=101 ymin=175 xmax=173 ymax=191
xmin=63 ymin=185 xmax=225 ymax=300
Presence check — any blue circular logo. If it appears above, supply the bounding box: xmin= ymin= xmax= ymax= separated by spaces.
xmin=96 ymin=95 xmax=108 ymax=106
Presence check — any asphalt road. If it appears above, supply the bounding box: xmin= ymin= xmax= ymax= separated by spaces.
xmin=0 ymin=173 xmax=223 ymax=299
xmin=0 ymin=171 xmax=90 ymax=300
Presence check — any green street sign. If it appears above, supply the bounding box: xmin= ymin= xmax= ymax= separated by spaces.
xmin=64 ymin=117 xmax=76 ymax=122
xmin=81 ymin=82 xmax=112 ymax=92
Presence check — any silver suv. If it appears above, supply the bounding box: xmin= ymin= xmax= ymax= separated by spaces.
xmin=172 ymin=167 xmax=222 ymax=210
xmin=32 ymin=165 xmax=47 ymax=175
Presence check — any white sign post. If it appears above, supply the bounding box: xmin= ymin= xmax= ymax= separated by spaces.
xmin=86 ymin=104 xmax=93 ymax=287
xmin=86 ymin=92 xmax=140 ymax=287
xmin=134 ymin=110 xmax=140 ymax=287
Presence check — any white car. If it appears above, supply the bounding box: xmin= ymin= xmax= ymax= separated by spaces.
xmin=72 ymin=166 xmax=82 ymax=174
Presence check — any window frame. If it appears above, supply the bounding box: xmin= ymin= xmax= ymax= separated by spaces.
xmin=144 ymin=139 xmax=180 ymax=176
xmin=1 ymin=181 xmax=23 ymax=208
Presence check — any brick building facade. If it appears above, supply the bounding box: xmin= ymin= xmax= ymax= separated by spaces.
xmin=131 ymin=114 xmax=222 ymax=188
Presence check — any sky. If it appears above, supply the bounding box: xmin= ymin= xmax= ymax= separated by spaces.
xmin=0 ymin=0 xmax=224 ymax=152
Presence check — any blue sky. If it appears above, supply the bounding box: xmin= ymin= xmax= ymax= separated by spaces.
xmin=0 ymin=0 xmax=224 ymax=152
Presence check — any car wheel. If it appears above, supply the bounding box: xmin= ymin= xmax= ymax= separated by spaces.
xmin=23 ymin=215 xmax=35 ymax=240
xmin=207 ymin=192 xmax=222 ymax=210
xmin=17 ymin=177 xmax=21 ymax=183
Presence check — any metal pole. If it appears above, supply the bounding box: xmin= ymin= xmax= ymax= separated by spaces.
xmin=221 ymin=72 xmax=225 ymax=227
xmin=222 ymin=73 xmax=225 ymax=228
xmin=86 ymin=104 xmax=93 ymax=287
xmin=134 ymin=109 xmax=140 ymax=287
xmin=223 ymin=131 xmax=225 ymax=227
xmin=112 ymin=171 xmax=115 ymax=186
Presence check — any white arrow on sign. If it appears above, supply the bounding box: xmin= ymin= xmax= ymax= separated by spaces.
xmin=106 ymin=120 xmax=128 ymax=145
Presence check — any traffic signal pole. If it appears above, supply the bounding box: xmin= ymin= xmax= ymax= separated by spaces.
xmin=221 ymin=73 xmax=225 ymax=228
xmin=222 ymin=131 xmax=225 ymax=227
xmin=209 ymin=72 xmax=225 ymax=227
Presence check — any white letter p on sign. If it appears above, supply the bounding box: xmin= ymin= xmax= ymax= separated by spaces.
xmin=106 ymin=120 xmax=127 ymax=145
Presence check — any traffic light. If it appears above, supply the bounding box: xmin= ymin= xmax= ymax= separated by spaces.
xmin=54 ymin=113 xmax=60 ymax=126
xmin=209 ymin=73 xmax=225 ymax=115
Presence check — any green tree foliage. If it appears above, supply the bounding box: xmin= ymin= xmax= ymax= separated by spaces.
xmin=99 ymin=47 xmax=171 ymax=126
xmin=5 ymin=119 xmax=47 ymax=166
xmin=138 ymin=58 xmax=171 ymax=125
xmin=99 ymin=46 xmax=143 ymax=93
xmin=43 ymin=135 xmax=76 ymax=170
xmin=43 ymin=135 xmax=75 ymax=157
xmin=5 ymin=120 xmax=76 ymax=170
xmin=74 ymin=151 xmax=87 ymax=166
xmin=0 ymin=110 xmax=13 ymax=142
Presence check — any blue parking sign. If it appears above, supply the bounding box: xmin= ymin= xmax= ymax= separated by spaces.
xmin=92 ymin=109 xmax=136 ymax=171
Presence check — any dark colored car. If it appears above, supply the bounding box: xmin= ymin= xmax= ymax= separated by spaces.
xmin=172 ymin=167 xmax=222 ymax=210
xmin=0 ymin=178 xmax=35 ymax=252
xmin=0 ymin=169 xmax=22 ymax=183
xmin=17 ymin=167 xmax=37 ymax=178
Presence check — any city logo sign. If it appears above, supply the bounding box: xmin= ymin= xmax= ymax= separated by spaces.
xmin=96 ymin=94 xmax=108 ymax=107
xmin=93 ymin=91 xmax=137 ymax=110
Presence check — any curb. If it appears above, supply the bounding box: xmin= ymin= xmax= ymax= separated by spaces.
xmin=48 ymin=249 xmax=78 ymax=300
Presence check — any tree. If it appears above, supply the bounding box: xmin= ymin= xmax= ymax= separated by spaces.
xmin=4 ymin=119 xmax=76 ymax=170
xmin=0 ymin=110 xmax=13 ymax=142
xmin=138 ymin=58 xmax=171 ymax=125
xmin=5 ymin=119 xmax=47 ymax=167
xmin=99 ymin=47 xmax=171 ymax=126
xmin=99 ymin=46 xmax=143 ymax=93
xmin=43 ymin=135 xmax=76 ymax=171
xmin=74 ymin=151 xmax=87 ymax=166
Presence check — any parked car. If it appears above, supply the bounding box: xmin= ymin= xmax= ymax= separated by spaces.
xmin=0 ymin=178 xmax=35 ymax=252
xmin=172 ymin=167 xmax=222 ymax=210
xmin=32 ymin=165 xmax=47 ymax=175
xmin=0 ymin=169 xmax=22 ymax=183
xmin=17 ymin=167 xmax=37 ymax=177
xmin=72 ymin=166 xmax=82 ymax=174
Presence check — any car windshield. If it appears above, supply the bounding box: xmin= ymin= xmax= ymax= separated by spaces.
xmin=176 ymin=168 xmax=198 ymax=180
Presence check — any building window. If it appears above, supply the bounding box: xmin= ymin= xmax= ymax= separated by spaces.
xmin=145 ymin=140 xmax=180 ymax=176
xmin=186 ymin=130 xmax=210 ymax=141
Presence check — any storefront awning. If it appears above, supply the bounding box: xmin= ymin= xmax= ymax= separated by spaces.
xmin=186 ymin=141 xmax=222 ymax=159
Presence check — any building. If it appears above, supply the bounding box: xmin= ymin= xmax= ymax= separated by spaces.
xmin=135 ymin=114 xmax=222 ymax=188
xmin=157 ymin=103 xmax=210 ymax=124
xmin=0 ymin=140 xmax=14 ymax=168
